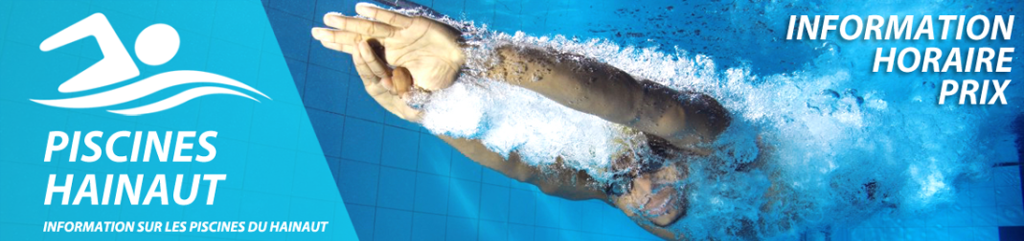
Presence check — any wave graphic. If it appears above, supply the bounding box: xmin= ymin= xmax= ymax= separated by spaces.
xmin=31 ymin=70 xmax=270 ymax=115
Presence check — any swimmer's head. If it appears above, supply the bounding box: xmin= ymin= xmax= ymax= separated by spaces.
xmin=135 ymin=24 xmax=179 ymax=66
xmin=616 ymin=165 xmax=687 ymax=227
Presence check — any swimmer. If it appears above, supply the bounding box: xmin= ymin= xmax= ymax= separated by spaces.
xmin=311 ymin=3 xmax=731 ymax=240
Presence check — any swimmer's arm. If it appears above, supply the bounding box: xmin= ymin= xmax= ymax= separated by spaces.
xmin=438 ymin=135 xmax=608 ymax=201
xmin=482 ymin=45 xmax=731 ymax=154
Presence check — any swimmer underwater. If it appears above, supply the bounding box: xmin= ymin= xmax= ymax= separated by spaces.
xmin=312 ymin=3 xmax=739 ymax=240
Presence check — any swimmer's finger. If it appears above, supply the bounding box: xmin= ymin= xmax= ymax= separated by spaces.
xmin=324 ymin=13 xmax=396 ymax=38
xmin=357 ymin=40 xmax=391 ymax=80
xmin=319 ymin=40 xmax=356 ymax=54
xmin=312 ymin=27 xmax=365 ymax=46
xmin=380 ymin=77 xmax=395 ymax=94
xmin=355 ymin=3 xmax=414 ymax=29
xmin=392 ymin=66 xmax=412 ymax=95
xmin=352 ymin=54 xmax=379 ymax=87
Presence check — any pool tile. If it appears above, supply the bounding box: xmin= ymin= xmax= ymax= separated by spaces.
xmin=381 ymin=125 xmax=419 ymax=170
xmin=308 ymin=37 xmax=355 ymax=73
xmin=337 ymin=160 xmax=379 ymax=205
xmin=431 ymin=0 xmax=465 ymax=17
xmin=996 ymin=186 xmax=1023 ymax=206
xmin=414 ymin=173 xmax=450 ymax=214
xmin=509 ymin=188 xmax=537 ymax=225
xmin=993 ymin=167 xmax=1022 ymax=187
xmin=412 ymin=212 xmax=447 ymax=240
xmin=446 ymin=216 xmax=479 ymax=241
xmin=534 ymin=193 xmax=561 ymax=228
xmin=344 ymin=82 xmax=387 ymax=122
xmin=557 ymin=230 xmax=584 ymax=241
xmin=418 ymin=133 xmax=452 ymax=176
xmin=580 ymin=200 xmax=606 ymax=234
xmin=462 ymin=0 xmax=494 ymax=26
xmin=947 ymin=227 xmax=975 ymax=241
xmin=558 ymin=199 xmax=586 ymax=231
xmin=451 ymin=151 xmax=482 ymax=181
xmin=533 ymin=227 xmax=559 ymax=241
xmin=480 ymin=184 xmax=510 ymax=222
xmin=303 ymin=65 xmax=349 ymax=115
xmin=341 ymin=117 xmax=383 ymax=163
xmin=923 ymin=227 xmax=950 ymax=241
xmin=930 ymin=204 xmax=971 ymax=227
xmin=997 ymin=205 xmax=1024 ymax=226
xmin=850 ymin=227 xmax=881 ymax=241
xmin=448 ymin=179 xmax=482 ymax=219
xmin=490 ymin=0 xmax=522 ymax=33
xmin=479 ymin=220 xmax=509 ymax=241
xmin=269 ymin=0 xmax=316 ymax=20
xmin=377 ymin=167 xmax=416 ymax=210
xmin=373 ymin=208 xmax=413 ymax=241
xmin=975 ymin=227 xmax=999 ymax=241
xmin=482 ymin=167 xmax=511 ymax=187
xmin=316 ymin=0 xmax=356 ymax=17
xmin=970 ymin=187 xmax=997 ymax=207
xmin=305 ymin=108 xmax=344 ymax=158
xmin=508 ymin=223 xmax=535 ymax=241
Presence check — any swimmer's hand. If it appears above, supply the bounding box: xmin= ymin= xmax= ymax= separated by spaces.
xmin=312 ymin=3 xmax=465 ymax=91
xmin=350 ymin=39 xmax=423 ymax=122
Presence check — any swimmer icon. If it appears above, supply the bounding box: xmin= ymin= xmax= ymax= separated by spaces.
xmin=31 ymin=13 xmax=270 ymax=116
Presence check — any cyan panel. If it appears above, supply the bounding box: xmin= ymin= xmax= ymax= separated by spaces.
xmin=0 ymin=1 xmax=357 ymax=240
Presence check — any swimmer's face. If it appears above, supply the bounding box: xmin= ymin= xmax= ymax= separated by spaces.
xmin=620 ymin=166 xmax=687 ymax=227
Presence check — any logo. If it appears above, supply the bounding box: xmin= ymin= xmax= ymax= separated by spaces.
xmin=30 ymin=13 xmax=270 ymax=116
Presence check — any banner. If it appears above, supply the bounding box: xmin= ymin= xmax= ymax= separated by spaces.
xmin=2 ymin=0 xmax=1022 ymax=240
xmin=0 ymin=0 xmax=357 ymax=240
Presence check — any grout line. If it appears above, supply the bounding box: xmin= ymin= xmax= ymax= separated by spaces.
xmin=368 ymin=115 xmax=385 ymax=240
xmin=476 ymin=151 xmax=485 ymax=239
xmin=443 ymin=137 xmax=454 ymax=240
xmin=404 ymin=131 xmax=425 ymax=241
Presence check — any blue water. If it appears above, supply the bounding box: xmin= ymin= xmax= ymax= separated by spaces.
xmin=265 ymin=0 xmax=1024 ymax=240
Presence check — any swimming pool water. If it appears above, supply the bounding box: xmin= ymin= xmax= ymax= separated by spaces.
xmin=264 ymin=0 xmax=1024 ymax=240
